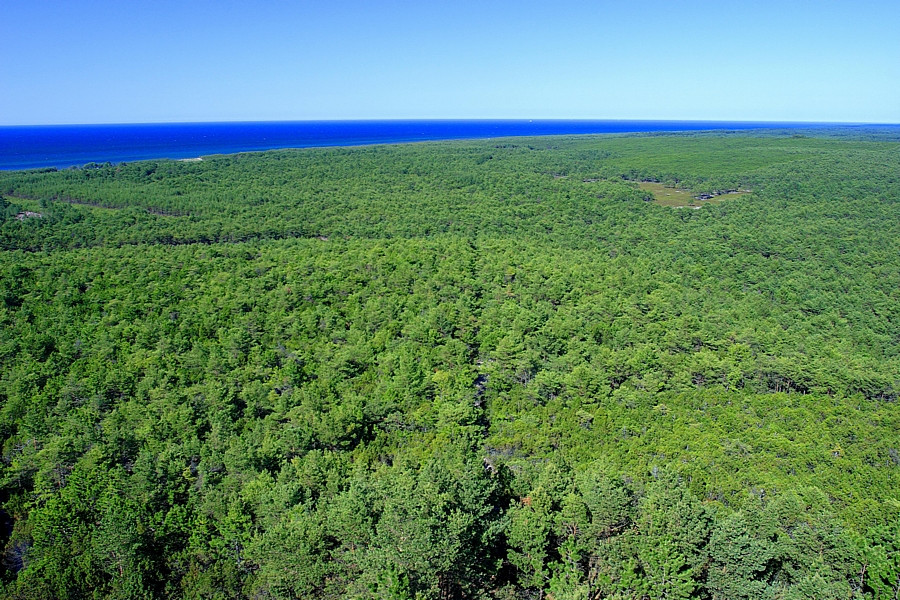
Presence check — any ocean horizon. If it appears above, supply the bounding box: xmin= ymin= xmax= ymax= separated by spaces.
xmin=0 ymin=119 xmax=892 ymax=171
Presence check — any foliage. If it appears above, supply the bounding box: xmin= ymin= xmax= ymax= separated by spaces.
xmin=1 ymin=130 xmax=898 ymax=598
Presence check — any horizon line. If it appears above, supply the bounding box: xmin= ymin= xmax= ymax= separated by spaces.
xmin=3 ymin=118 xmax=899 ymax=128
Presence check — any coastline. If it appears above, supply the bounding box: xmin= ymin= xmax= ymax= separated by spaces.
xmin=2 ymin=119 xmax=897 ymax=171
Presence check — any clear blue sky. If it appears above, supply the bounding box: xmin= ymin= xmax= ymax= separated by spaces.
xmin=2 ymin=0 xmax=898 ymax=125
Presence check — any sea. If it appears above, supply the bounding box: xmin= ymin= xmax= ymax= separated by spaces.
xmin=0 ymin=119 xmax=883 ymax=171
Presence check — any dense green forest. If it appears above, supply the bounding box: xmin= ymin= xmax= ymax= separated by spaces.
xmin=0 ymin=130 xmax=898 ymax=599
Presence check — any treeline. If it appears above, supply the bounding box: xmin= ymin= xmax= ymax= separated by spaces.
xmin=0 ymin=131 xmax=898 ymax=598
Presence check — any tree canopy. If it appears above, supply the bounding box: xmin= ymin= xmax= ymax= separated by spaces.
xmin=1 ymin=130 xmax=898 ymax=598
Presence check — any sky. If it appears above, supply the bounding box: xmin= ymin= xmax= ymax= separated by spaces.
xmin=2 ymin=0 xmax=898 ymax=125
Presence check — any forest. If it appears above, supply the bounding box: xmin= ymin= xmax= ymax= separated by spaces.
xmin=0 ymin=130 xmax=898 ymax=599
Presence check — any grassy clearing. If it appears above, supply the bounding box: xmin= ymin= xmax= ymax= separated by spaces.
xmin=637 ymin=182 xmax=749 ymax=208
xmin=638 ymin=182 xmax=697 ymax=207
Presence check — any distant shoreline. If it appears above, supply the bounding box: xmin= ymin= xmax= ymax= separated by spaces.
xmin=2 ymin=120 xmax=898 ymax=171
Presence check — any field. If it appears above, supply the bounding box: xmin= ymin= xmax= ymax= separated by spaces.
xmin=1 ymin=130 xmax=899 ymax=599
xmin=636 ymin=181 xmax=750 ymax=207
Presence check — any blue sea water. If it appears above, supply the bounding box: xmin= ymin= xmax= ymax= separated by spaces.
xmin=0 ymin=119 xmax=879 ymax=171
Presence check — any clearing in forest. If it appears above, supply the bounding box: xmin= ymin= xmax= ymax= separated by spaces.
xmin=638 ymin=181 xmax=749 ymax=208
